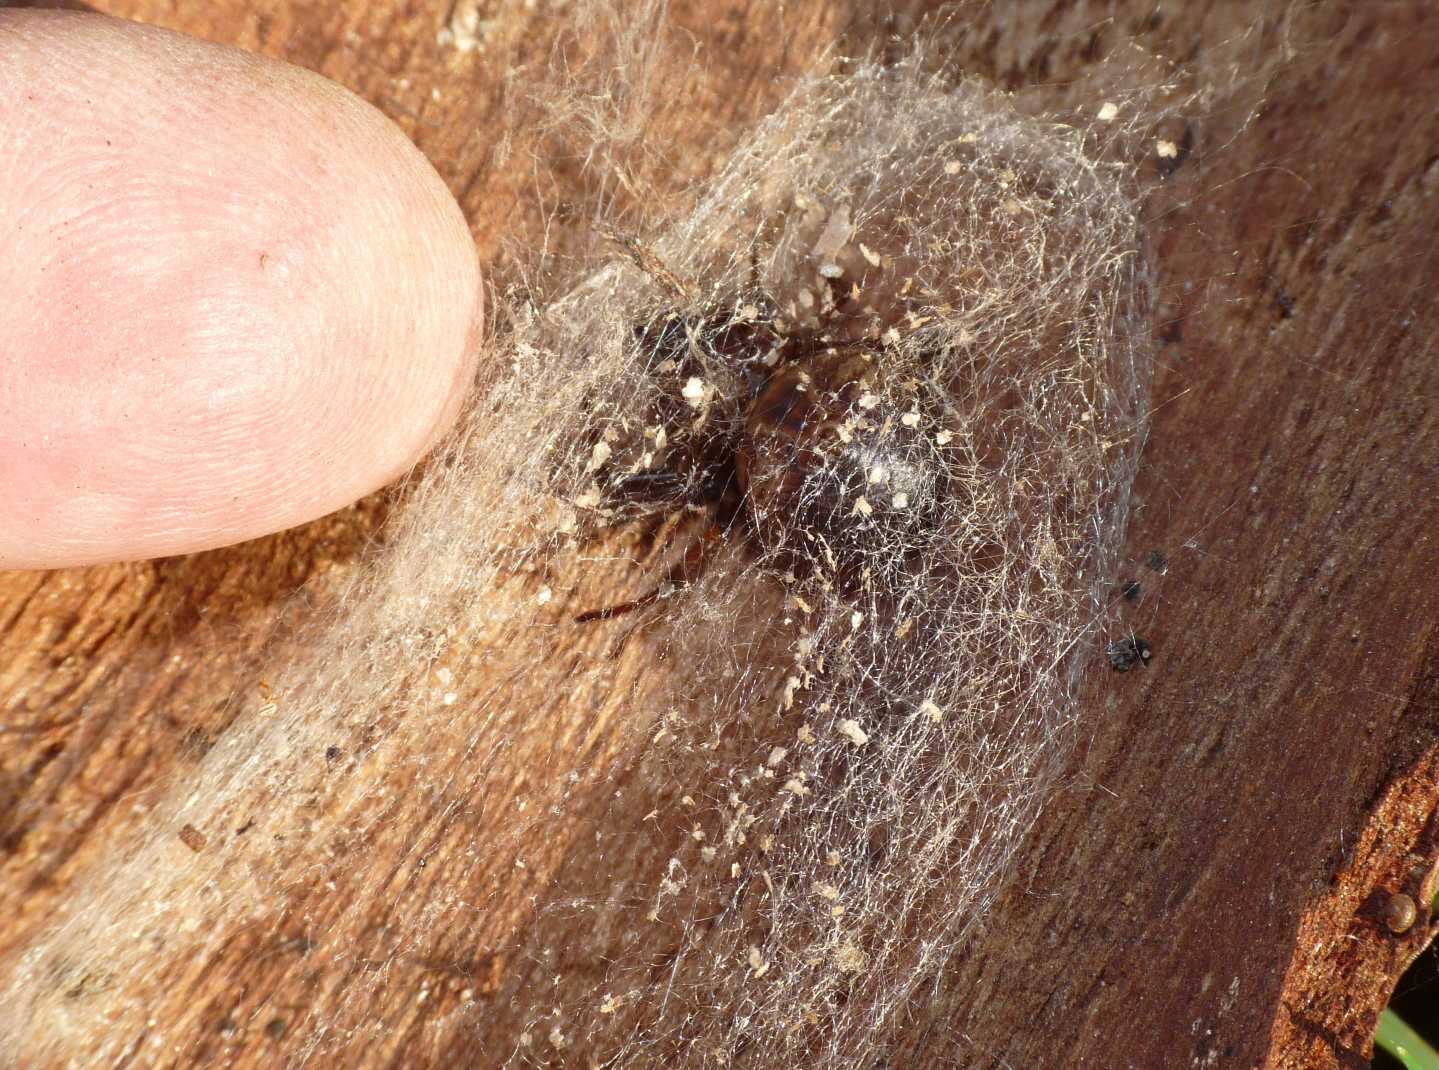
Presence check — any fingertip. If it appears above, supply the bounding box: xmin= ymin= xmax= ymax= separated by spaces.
xmin=0 ymin=11 xmax=481 ymax=569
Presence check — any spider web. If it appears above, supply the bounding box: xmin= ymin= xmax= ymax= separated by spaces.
xmin=485 ymin=60 xmax=1153 ymax=1065
xmin=0 ymin=5 xmax=1274 ymax=1067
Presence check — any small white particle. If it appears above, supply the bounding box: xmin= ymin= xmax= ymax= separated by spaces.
xmin=900 ymin=412 xmax=921 ymax=428
xmin=857 ymin=393 xmax=880 ymax=410
xmin=748 ymin=947 xmax=770 ymax=977
xmin=588 ymin=441 xmax=612 ymax=470
xmin=782 ymin=675 xmax=802 ymax=709
xmin=882 ymin=327 xmax=901 ymax=346
xmin=867 ymin=465 xmax=887 ymax=485
xmin=1157 ymin=139 xmax=1179 ymax=159
xmin=766 ymin=746 xmax=788 ymax=767
xmin=536 ymin=586 xmax=553 ymax=605
xmin=1098 ymin=101 xmax=1119 ymax=121
xmin=819 ymin=262 xmax=844 ymax=278
xmin=892 ymin=492 xmax=910 ymax=509
xmin=814 ymin=882 xmax=841 ymax=901
xmin=852 ymin=496 xmax=873 ymax=516
xmin=681 ymin=377 xmax=706 ymax=405
xmin=919 ymin=699 xmax=944 ymax=723
xmin=935 ymin=429 xmax=954 ymax=446
xmin=850 ymin=610 xmax=864 ymax=630
xmin=944 ymin=160 xmax=962 ymax=175
xmin=859 ymin=242 xmax=882 ymax=267
xmin=837 ymin=719 xmax=869 ymax=746
xmin=442 ymin=692 xmax=458 ymax=706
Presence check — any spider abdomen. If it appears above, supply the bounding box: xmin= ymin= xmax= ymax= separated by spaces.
xmin=738 ymin=347 xmax=947 ymax=576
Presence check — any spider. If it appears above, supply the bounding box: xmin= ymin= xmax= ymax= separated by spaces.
xmin=572 ymin=235 xmax=953 ymax=622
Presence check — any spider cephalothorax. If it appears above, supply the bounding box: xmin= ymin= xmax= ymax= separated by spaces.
xmin=574 ymin=271 xmax=956 ymax=618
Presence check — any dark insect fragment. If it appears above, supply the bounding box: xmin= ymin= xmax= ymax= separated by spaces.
xmin=1107 ymin=635 xmax=1153 ymax=672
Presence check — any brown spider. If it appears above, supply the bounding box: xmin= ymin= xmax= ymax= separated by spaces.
xmin=573 ymin=242 xmax=952 ymax=622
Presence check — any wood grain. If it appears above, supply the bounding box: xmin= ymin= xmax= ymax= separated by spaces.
xmin=1 ymin=2 xmax=1435 ymax=1067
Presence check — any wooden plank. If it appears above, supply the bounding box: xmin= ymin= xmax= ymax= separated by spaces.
xmin=1 ymin=2 xmax=1434 ymax=1066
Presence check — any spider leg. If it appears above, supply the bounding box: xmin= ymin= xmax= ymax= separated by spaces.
xmin=575 ymin=527 xmax=721 ymax=623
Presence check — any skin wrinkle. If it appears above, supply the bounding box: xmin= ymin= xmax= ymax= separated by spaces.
xmin=0 ymin=11 xmax=481 ymax=568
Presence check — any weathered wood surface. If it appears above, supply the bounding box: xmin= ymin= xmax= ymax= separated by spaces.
xmin=1 ymin=2 xmax=1436 ymax=1067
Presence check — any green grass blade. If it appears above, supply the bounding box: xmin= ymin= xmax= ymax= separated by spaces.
xmin=1377 ymin=1009 xmax=1439 ymax=1070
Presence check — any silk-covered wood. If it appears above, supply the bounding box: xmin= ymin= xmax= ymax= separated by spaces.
xmin=1 ymin=2 xmax=1435 ymax=1067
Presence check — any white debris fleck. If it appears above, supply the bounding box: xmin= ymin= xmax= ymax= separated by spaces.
xmin=859 ymin=242 xmax=882 ymax=267
xmin=819 ymin=262 xmax=844 ymax=279
xmin=919 ymin=699 xmax=944 ymax=723
xmin=944 ymin=160 xmax=963 ymax=175
xmin=782 ymin=778 xmax=810 ymax=797
xmin=588 ymin=441 xmax=612 ymax=470
xmin=850 ymin=610 xmax=864 ymax=630
xmin=892 ymin=492 xmax=910 ymax=509
xmin=837 ymin=719 xmax=869 ymax=746
xmin=766 ymin=746 xmax=788 ymax=767
xmin=1157 ymin=139 xmax=1179 ymax=158
xmin=1098 ymin=101 xmax=1119 ymax=122
xmin=442 ymin=692 xmax=457 ymax=706
xmin=882 ymin=327 xmax=902 ymax=346
xmin=868 ymin=465 xmax=887 ymax=485
xmin=935 ymin=429 xmax=954 ymax=446
xmin=814 ymin=882 xmax=841 ymax=901
xmin=748 ymin=946 xmax=770 ymax=978
xmin=813 ymin=202 xmax=853 ymax=259
xmin=833 ymin=942 xmax=866 ymax=972
xmin=901 ymin=411 xmax=921 ymax=428
xmin=681 ymin=377 xmax=706 ymax=405
xmin=851 ymin=496 xmax=873 ymax=517
xmin=857 ymin=393 xmax=880 ymax=410
xmin=442 ymin=0 xmax=485 ymax=53
xmin=536 ymin=586 xmax=553 ymax=605
xmin=781 ymin=675 xmax=802 ymax=709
